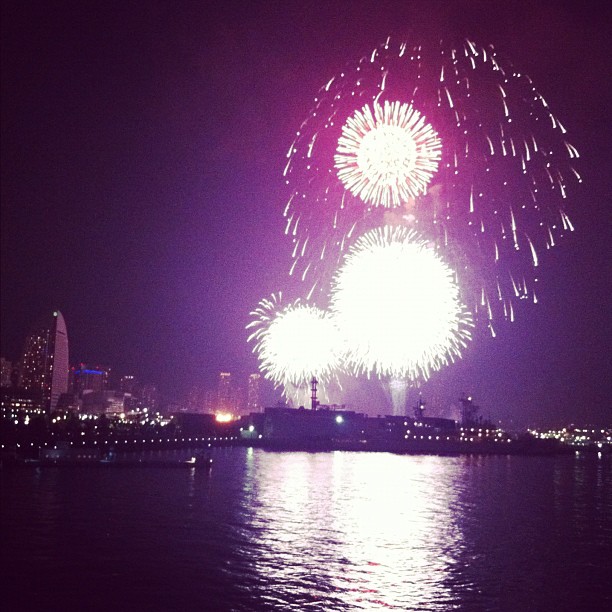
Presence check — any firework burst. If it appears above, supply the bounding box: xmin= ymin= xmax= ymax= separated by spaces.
xmin=335 ymin=100 xmax=441 ymax=207
xmin=247 ymin=293 xmax=344 ymax=405
xmin=330 ymin=225 xmax=473 ymax=381
xmin=283 ymin=37 xmax=580 ymax=331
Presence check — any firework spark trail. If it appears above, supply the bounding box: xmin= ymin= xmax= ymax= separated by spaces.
xmin=330 ymin=226 xmax=473 ymax=381
xmin=247 ymin=293 xmax=344 ymax=405
xmin=284 ymin=38 xmax=580 ymax=332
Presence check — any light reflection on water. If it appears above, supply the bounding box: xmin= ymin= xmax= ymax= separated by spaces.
xmin=1 ymin=448 xmax=611 ymax=611
xmin=238 ymin=451 xmax=466 ymax=610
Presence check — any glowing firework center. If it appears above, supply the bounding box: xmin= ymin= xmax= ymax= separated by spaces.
xmin=335 ymin=100 xmax=441 ymax=208
xmin=330 ymin=226 xmax=472 ymax=381
xmin=248 ymin=296 xmax=343 ymax=405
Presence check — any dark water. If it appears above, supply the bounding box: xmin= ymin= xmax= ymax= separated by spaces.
xmin=1 ymin=449 xmax=611 ymax=611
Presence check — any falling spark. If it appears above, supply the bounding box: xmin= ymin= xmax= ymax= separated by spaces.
xmin=281 ymin=36 xmax=580 ymax=329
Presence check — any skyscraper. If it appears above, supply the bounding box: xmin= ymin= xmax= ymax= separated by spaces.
xmin=19 ymin=310 xmax=69 ymax=412
xmin=218 ymin=372 xmax=231 ymax=412
xmin=247 ymin=373 xmax=261 ymax=413
xmin=119 ymin=375 xmax=137 ymax=394
xmin=186 ymin=384 xmax=207 ymax=413
xmin=0 ymin=357 xmax=13 ymax=388
xmin=140 ymin=383 xmax=159 ymax=411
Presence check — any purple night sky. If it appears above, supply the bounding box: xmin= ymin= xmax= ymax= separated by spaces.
xmin=1 ymin=0 xmax=610 ymax=427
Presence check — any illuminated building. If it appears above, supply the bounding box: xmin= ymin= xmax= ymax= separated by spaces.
xmin=186 ymin=385 xmax=207 ymax=412
xmin=72 ymin=364 xmax=110 ymax=393
xmin=0 ymin=388 xmax=44 ymax=416
xmin=81 ymin=390 xmax=129 ymax=415
xmin=1 ymin=357 xmax=13 ymax=387
xmin=228 ymin=385 xmax=244 ymax=414
xmin=140 ymin=383 xmax=159 ymax=411
xmin=247 ymin=373 xmax=261 ymax=412
xmin=18 ymin=310 xmax=69 ymax=412
xmin=204 ymin=389 xmax=217 ymax=413
xmin=120 ymin=375 xmax=137 ymax=394
xmin=218 ymin=372 xmax=231 ymax=411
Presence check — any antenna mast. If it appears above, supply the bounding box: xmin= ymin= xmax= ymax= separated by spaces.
xmin=310 ymin=377 xmax=318 ymax=411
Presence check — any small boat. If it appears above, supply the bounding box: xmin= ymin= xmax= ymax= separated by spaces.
xmin=184 ymin=453 xmax=213 ymax=468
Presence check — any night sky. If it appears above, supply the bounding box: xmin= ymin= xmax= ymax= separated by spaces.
xmin=2 ymin=0 xmax=610 ymax=427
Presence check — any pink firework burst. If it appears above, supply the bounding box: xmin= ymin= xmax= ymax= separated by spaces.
xmin=283 ymin=38 xmax=581 ymax=332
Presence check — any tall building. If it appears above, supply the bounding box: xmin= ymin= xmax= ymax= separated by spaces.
xmin=19 ymin=310 xmax=69 ymax=412
xmin=120 ymin=375 xmax=137 ymax=394
xmin=140 ymin=383 xmax=159 ymax=411
xmin=204 ymin=389 xmax=217 ymax=413
xmin=247 ymin=373 xmax=261 ymax=413
xmin=186 ymin=385 xmax=206 ymax=413
xmin=81 ymin=390 xmax=130 ymax=416
xmin=228 ymin=385 xmax=244 ymax=414
xmin=218 ymin=372 xmax=231 ymax=411
xmin=0 ymin=357 xmax=13 ymax=388
xmin=72 ymin=364 xmax=110 ymax=393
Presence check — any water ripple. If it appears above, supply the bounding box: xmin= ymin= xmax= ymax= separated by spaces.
xmin=1 ymin=449 xmax=610 ymax=611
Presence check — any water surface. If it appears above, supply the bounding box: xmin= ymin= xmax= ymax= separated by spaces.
xmin=2 ymin=449 xmax=610 ymax=611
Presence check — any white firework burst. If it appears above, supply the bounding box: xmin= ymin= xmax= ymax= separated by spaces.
xmin=330 ymin=226 xmax=472 ymax=380
xmin=247 ymin=293 xmax=344 ymax=404
xmin=335 ymin=100 xmax=441 ymax=208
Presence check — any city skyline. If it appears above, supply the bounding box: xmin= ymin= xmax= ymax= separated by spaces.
xmin=1 ymin=310 xmax=263 ymax=406
xmin=1 ymin=1 xmax=610 ymax=427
